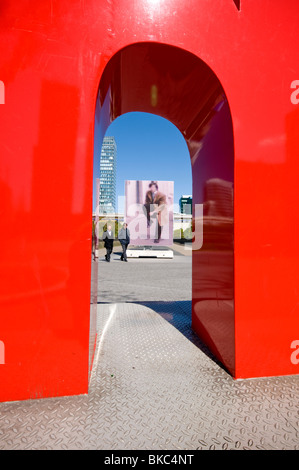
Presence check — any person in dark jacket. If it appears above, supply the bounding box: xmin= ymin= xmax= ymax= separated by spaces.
xmin=118 ymin=223 xmax=130 ymax=262
xmin=102 ymin=224 xmax=114 ymax=262
xmin=144 ymin=181 xmax=167 ymax=242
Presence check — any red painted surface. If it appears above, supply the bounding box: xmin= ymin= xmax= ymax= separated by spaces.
xmin=0 ymin=1 xmax=299 ymax=401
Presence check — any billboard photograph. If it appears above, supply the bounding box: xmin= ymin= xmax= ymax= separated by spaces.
xmin=125 ymin=180 xmax=174 ymax=246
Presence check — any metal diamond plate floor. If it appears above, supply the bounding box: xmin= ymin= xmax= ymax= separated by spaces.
xmin=1 ymin=248 xmax=299 ymax=450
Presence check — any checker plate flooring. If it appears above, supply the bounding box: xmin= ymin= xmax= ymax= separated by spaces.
xmin=1 ymin=300 xmax=299 ymax=450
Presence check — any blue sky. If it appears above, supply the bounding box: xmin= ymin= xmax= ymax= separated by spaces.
xmin=102 ymin=112 xmax=192 ymax=213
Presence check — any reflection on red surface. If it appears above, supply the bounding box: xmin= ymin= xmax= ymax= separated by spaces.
xmin=0 ymin=1 xmax=299 ymax=401
xmin=191 ymin=99 xmax=235 ymax=375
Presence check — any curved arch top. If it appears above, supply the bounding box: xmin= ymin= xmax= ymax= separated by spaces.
xmin=96 ymin=42 xmax=232 ymax=158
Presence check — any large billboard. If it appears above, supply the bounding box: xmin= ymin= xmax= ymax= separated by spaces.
xmin=125 ymin=180 xmax=174 ymax=246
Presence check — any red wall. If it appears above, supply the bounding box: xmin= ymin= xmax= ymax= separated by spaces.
xmin=0 ymin=0 xmax=299 ymax=401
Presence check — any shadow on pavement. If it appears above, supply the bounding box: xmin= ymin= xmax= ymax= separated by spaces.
xmin=135 ymin=300 xmax=227 ymax=372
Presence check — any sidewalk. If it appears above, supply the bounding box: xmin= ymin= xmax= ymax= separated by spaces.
xmin=0 ymin=250 xmax=299 ymax=450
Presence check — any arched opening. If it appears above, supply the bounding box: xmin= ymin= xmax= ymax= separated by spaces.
xmin=91 ymin=42 xmax=235 ymax=376
xmin=95 ymin=111 xmax=193 ymax=340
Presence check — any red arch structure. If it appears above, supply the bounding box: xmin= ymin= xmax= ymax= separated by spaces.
xmin=0 ymin=1 xmax=299 ymax=401
xmin=95 ymin=43 xmax=235 ymax=373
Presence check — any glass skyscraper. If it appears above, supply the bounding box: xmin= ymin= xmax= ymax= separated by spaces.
xmin=99 ymin=136 xmax=117 ymax=214
xmin=179 ymin=195 xmax=192 ymax=215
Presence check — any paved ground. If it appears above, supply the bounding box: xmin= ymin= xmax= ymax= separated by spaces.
xmin=0 ymin=245 xmax=299 ymax=450
xmin=97 ymin=245 xmax=192 ymax=302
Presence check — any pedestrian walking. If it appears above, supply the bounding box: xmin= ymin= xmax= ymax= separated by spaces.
xmin=118 ymin=223 xmax=130 ymax=262
xmin=102 ymin=224 xmax=114 ymax=262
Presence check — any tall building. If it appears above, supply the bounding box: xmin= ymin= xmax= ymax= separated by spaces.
xmin=99 ymin=136 xmax=117 ymax=214
xmin=179 ymin=195 xmax=192 ymax=214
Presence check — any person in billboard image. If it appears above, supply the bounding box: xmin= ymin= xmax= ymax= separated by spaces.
xmin=118 ymin=222 xmax=130 ymax=262
xmin=102 ymin=224 xmax=114 ymax=262
xmin=144 ymin=181 xmax=167 ymax=243
xmin=125 ymin=180 xmax=173 ymax=246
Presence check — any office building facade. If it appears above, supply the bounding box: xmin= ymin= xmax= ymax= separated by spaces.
xmin=179 ymin=195 xmax=192 ymax=215
xmin=99 ymin=136 xmax=117 ymax=214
